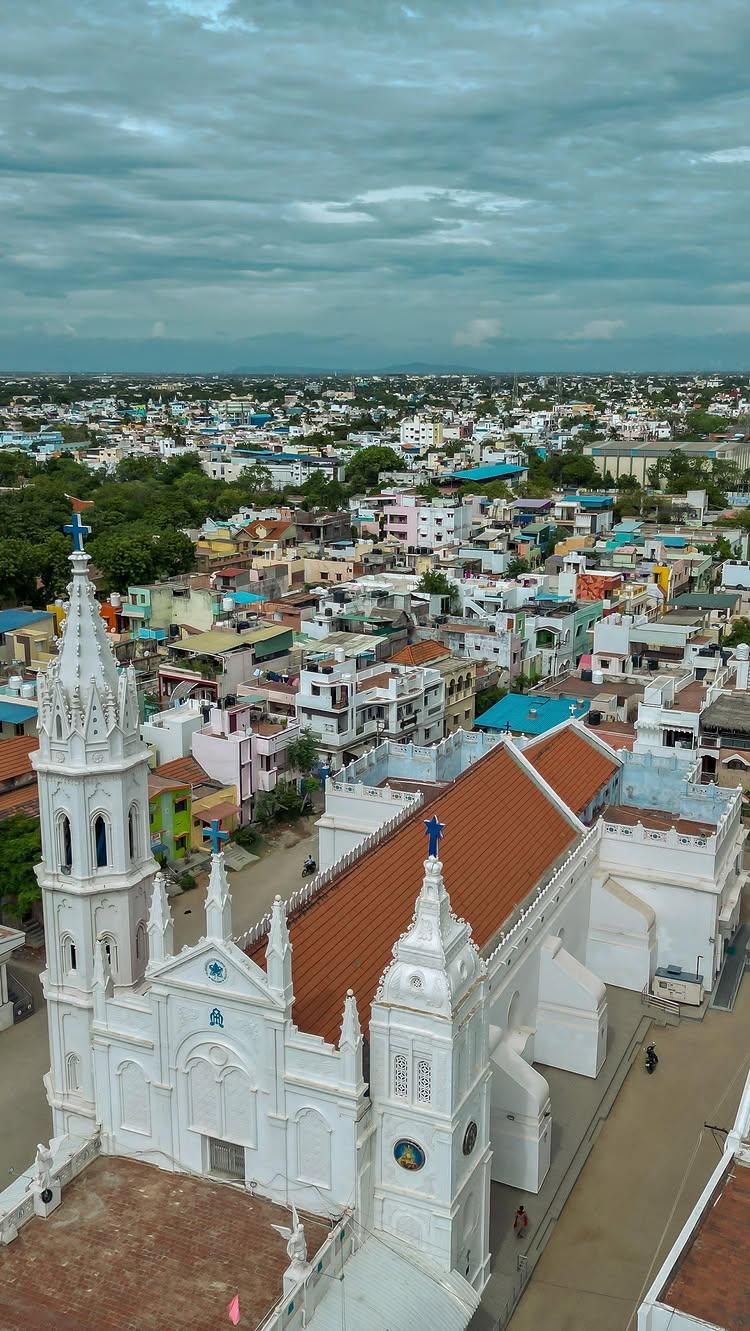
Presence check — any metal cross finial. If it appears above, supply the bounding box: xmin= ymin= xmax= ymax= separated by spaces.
xmin=204 ymin=818 xmax=229 ymax=856
xmin=64 ymin=509 xmax=92 ymax=553
xmin=424 ymin=814 xmax=445 ymax=858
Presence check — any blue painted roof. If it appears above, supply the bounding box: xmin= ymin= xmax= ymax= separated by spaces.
xmin=0 ymin=609 xmax=52 ymax=634
xmin=447 ymin=464 xmax=526 ymax=481
xmin=476 ymin=692 xmax=590 ymax=735
xmin=0 ymin=701 xmax=36 ymax=723
xmin=230 ymin=591 xmax=265 ymax=605
xmin=567 ymin=494 xmax=613 ymax=508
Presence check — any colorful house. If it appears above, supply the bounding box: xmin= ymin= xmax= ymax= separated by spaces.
xmin=148 ymin=771 xmax=192 ymax=862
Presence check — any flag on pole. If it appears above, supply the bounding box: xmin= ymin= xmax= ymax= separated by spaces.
xmin=227 ymin=1294 xmax=241 ymax=1325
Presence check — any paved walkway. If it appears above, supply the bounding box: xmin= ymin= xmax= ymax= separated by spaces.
xmin=0 ymin=1009 xmax=52 ymax=1184
xmin=505 ymin=977 xmax=750 ymax=1331
xmin=471 ymin=987 xmax=649 ymax=1330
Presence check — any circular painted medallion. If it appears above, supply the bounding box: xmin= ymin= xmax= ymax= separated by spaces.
xmin=393 ymin=1139 xmax=426 ymax=1172
xmin=205 ymin=958 xmax=227 ymax=983
xmin=463 ymin=1121 xmax=478 ymax=1156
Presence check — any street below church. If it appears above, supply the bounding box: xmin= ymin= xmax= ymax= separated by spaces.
xmin=172 ymin=816 xmax=319 ymax=950
xmin=502 ymin=978 xmax=750 ymax=1331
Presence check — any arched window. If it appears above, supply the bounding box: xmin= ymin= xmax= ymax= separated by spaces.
xmin=135 ymin=922 xmax=146 ymax=961
xmin=101 ymin=934 xmax=118 ymax=977
xmin=58 ymin=814 xmax=73 ymax=871
xmin=65 ymin=1052 xmax=81 ymax=1092
xmin=128 ymin=805 xmax=139 ymax=861
xmin=417 ymin=1059 xmax=432 ymax=1104
xmin=61 ymin=934 xmax=77 ymax=973
xmin=93 ymin=815 xmax=109 ymax=868
xmin=54 ymin=712 xmax=63 ymax=739
xmin=393 ymin=1053 xmax=408 ymax=1099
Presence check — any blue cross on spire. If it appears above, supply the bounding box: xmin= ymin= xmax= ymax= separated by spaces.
xmin=204 ymin=818 xmax=229 ymax=856
xmin=424 ymin=814 xmax=445 ymax=859
xmin=64 ymin=508 xmax=92 ymax=553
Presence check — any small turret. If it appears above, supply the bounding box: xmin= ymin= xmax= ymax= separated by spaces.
xmin=266 ymin=895 xmax=293 ymax=1006
xmin=147 ymin=871 xmax=174 ymax=967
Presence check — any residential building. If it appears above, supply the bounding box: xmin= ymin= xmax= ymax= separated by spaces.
xmin=399 ymin=414 xmax=444 ymax=448
xmin=585 ymin=436 xmax=750 ymax=484
xmin=391 ymin=640 xmax=476 ymax=733
xmin=148 ymin=770 xmax=192 ymax=862
xmin=295 ymin=650 xmax=445 ymax=769
xmin=157 ymin=624 xmax=293 ymax=706
xmin=476 ymin=692 xmax=591 ymax=737
xmin=0 ymin=608 xmax=57 ymax=669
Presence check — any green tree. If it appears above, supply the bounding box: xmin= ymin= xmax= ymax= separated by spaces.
xmin=155 ymin=530 xmax=195 ymax=578
xmin=724 ymin=618 xmax=750 ymax=647
xmin=0 ymin=815 xmax=42 ymax=918
xmin=416 ymin=569 xmax=459 ymax=608
xmin=89 ymin=530 xmax=158 ymax=591
xmin=346 ymin=445 xmax=403 ymax=491
xmin=507 ymin=557 xmax=530 ymax=576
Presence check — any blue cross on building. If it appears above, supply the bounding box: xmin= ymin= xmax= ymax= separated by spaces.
xmin=424 ymin=814 xmax=445 ymax=858
xmin=64 ymin=509 xmax=92 ymax=553
xmin=204 ymin=818 xmax=229 ymax=856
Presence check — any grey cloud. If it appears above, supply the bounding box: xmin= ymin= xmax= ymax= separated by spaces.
xmin=1 ymin=0 xmax=749 ymax=367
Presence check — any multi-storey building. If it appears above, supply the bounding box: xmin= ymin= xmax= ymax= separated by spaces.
xmin=295 ymin=651 xmax=445 ymax=769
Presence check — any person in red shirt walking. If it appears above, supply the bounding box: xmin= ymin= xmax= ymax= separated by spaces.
xmin=513 ymin=1205 xmax=529 ymax=1238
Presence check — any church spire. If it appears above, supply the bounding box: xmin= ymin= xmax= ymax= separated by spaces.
xmin=266 ymin=895 xmax=293 ymax=1004
xmin=205 ymin=850 xmax=232 ymax=942
xmin=376 ymin=822 xmax=483 ymax=1015
xmin=55 ymin=500 xmax=120 ymax=699
xmin=147 ymin=871 xmax=174 ymax=967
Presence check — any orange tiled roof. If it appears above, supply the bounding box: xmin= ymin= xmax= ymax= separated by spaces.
xmin=525 ymin=725 xmax=620 ymax=814
xmin=389 ymin=640 xmax=451 ymax=667
xmin=248 ymin=741 xmax=579 ymax=1043
xmin=0 ymin=735 xmax=38 ymax=784
xmin=156 ymin=756 xmax=212 ymax=787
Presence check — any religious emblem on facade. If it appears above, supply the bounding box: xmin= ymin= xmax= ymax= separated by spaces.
xmin=393 ymin=1139 xmax=426 ymax=1171
xmin=206 ymin=959 xmax=227 ymax=983
xmin=209 ymin=1008 xmax=224 ymax=1028
xmin=463 ymin=1121 xmax=478 ymax=1156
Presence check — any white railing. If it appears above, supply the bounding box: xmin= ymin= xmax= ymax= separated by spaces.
xmin=0 ymin=1131 xmax=101 ymax=1245
xmin=255 ymin=1211 xmax=355 ymax=1331
xmin=602 ymin=821 xmax=711 ymax=851
xmin=486 ymin=824 xmax=599 ymax=971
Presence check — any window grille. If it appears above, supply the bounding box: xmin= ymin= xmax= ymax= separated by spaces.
xmin=393 ymin=1053 xmax=408 ymax=1099
xmin=417 ymin=1059 xmax=432 ymax=1104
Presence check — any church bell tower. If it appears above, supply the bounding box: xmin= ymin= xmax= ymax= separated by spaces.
xmin=369 ymin=817 xmax=492 ymax=1293
xmin=32 ymin=504 xmax=157 ymax=1137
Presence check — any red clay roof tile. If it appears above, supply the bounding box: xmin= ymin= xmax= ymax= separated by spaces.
xmin=249 ymin=741 xmax=579 ymax=1043
xmin=525 ymin=725 xmax=620 ymax=814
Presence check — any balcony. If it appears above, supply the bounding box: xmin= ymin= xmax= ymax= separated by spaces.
xmin=257 ymin=766 xmax=279 ymax=792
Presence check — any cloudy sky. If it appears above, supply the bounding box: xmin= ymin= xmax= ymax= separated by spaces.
xmin=2 ymin=0 xmax=750 ymax=371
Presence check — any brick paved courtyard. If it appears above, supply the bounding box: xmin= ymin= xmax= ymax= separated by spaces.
xmin=0 ymin=1156 xmax=331 ymax=1331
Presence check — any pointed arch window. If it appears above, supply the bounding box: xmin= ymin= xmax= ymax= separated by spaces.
xmin=393 ymin=1053 xmax=408 ymax=1099
xmin=128 ymin=804 xmax=139 ymax=861
xmin=101 ymin=933 xmax=118 ymax=977
xmin=417 ymin=1059 xmax=432 ymax=1104
xmin=135 ymin=922 xmax=146 ymax=962
xmin=93 ymin=814 xmax=109 ymax=868
xmin=65 ymin=1052 xmax=81 ymax=1093
xmin=55 ymin=713 xmax=63 ymax=739
xmin=58 ymin=814 xmax=73 ymax=872
xmin=61 ymin=934 xmax=77 ymax=973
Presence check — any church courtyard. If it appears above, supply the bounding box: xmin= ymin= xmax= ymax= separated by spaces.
xmin=0 ymin=1155 xmax=332 ymax=1331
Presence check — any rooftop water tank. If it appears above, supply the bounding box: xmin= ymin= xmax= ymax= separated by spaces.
xmin=21 ymin=682 xmax=36 ymax=698
xmin=222 ymin=596 xmax=235 ymax=613
xmin=110 ymin=592 xmax=122 ymax=609
xmin=592 ymin=669 xmax=605 ymax=685
xmin=7 ymin=675 xmax=23 ymax=694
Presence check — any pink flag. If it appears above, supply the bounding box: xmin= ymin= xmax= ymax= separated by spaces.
xmin=227 ymin=1294 xmax=241 ymax=1325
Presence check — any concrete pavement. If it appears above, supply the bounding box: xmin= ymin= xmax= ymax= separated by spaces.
xmin=0 ymin=1009 xmax=52 ymax=1184
xmin=506 ymin=978 xmax=750 ymax=1331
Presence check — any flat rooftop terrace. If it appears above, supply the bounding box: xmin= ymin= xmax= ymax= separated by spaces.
xmin=0 ymin=1156 xmax=331 ymax=1331
xmin=603 ymin=804 xmax=717 ymax=838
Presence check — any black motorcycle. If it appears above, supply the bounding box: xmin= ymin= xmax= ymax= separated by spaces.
xmin=645 ymin=1044 xmax=659 ymax=1075
xmin=301 ymin=858 xmax=317 ymax=877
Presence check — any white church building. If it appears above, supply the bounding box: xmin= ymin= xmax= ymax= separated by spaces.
xmin=1 ymin=525 xmax=746 ymax=1328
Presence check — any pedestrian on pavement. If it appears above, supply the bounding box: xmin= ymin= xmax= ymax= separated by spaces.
xmin=513 ymin=1205 xmax=528 ymax=1238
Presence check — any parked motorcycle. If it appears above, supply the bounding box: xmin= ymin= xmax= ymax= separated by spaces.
xmin=645 ymin=1043 xmax=659 ymax=1075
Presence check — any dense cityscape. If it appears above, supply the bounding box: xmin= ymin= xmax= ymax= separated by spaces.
xmin=0 ymin=368 xmax=749 ymax=1329
xmin=3 ymin=0 xmax=750 ymax=1326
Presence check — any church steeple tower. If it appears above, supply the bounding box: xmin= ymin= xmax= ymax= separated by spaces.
xmin=33 ymin=503 xmax=157 ymax=1137
xmin=369 ymin=820 xmax=492 ymax=1293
